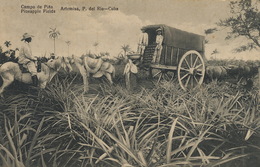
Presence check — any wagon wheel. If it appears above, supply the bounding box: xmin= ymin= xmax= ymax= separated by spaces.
xmin=153 ymin=69 xmax=175 ymax=84
xmin=177 ymin=50 xmax=205 ymax=91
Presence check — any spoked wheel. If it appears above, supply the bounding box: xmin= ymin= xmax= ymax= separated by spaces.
xmin=177 ymin=50 xmax=205 ymax=91
xmin=153 ymin=69 xmax=175 ymax=84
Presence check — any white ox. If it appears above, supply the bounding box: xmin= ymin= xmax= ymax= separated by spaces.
xmin=0 ymin=57 xmax=63 ymax=96
xmin=63 ymin=55 xmax=115 ymax=93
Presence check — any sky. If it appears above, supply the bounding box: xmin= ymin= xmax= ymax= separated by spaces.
xmin=0 ymin=0 xmax=259 ymax=60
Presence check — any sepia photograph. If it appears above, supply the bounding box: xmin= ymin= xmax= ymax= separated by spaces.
xmin=0 ymin=0 xmax=259 ymax=166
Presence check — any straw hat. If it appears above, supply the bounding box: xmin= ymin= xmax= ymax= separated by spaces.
xmin=156 ymin=28 xmax=162 ymax=32
xmin=21 ymin=33 xmax=34 ymax=41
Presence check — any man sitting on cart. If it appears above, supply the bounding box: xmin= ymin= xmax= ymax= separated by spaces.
xmin=152 ymin=28 xmax=164 ymax=64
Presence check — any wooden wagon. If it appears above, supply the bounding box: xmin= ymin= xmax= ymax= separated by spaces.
xmin=127 ymin=24 xmax=206 ymax=90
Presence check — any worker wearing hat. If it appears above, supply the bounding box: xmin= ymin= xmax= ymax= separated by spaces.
xmin=152 ymin=28 xmax=164 ymax=63
xmin=19 ymin=33 xmax=38 ymax=86
xmin=137 ymin=27 xmax=148 ymax=56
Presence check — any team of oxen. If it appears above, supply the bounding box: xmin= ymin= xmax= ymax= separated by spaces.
xmin=0 ymin=49 xmax=258 ymax=96
xmin=205 ymin=64 xmax=259 ymax=89
xmin=0 ymin=50 xmax=136 ymax=96
xmin=61 ymin=54 xmax=117 ymax=93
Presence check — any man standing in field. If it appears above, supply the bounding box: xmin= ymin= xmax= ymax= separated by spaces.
xmin=18 ymin=33 xmax=38 ymax=86
xmin=152 ymin=28 xmax=164 ymax=64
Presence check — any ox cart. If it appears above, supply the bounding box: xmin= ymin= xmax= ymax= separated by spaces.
xmin=127 ymin=24 xmax=206 ymax=91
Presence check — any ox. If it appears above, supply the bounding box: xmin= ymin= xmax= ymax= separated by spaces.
xmin=63 ymin=55 xmax=115 ymax=93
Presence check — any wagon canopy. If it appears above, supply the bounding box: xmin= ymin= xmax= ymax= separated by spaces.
xmin=142 ymin=24 xmax=205 ymax=52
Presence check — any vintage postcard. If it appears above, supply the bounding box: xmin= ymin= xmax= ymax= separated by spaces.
xmin=0 ymin=0 xmax=259 ymax=167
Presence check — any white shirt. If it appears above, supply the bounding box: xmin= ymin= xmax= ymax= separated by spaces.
xmin=156 ymin=35 xmax=163 ymax=46
xmin=18 ymin=41 xmax=36 ymax=64
xmin=138 ymin=32 xmax=148 ymax=46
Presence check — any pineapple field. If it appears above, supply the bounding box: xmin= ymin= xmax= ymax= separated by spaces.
xmin=0 ymin=59 xmax=259 ymax=167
